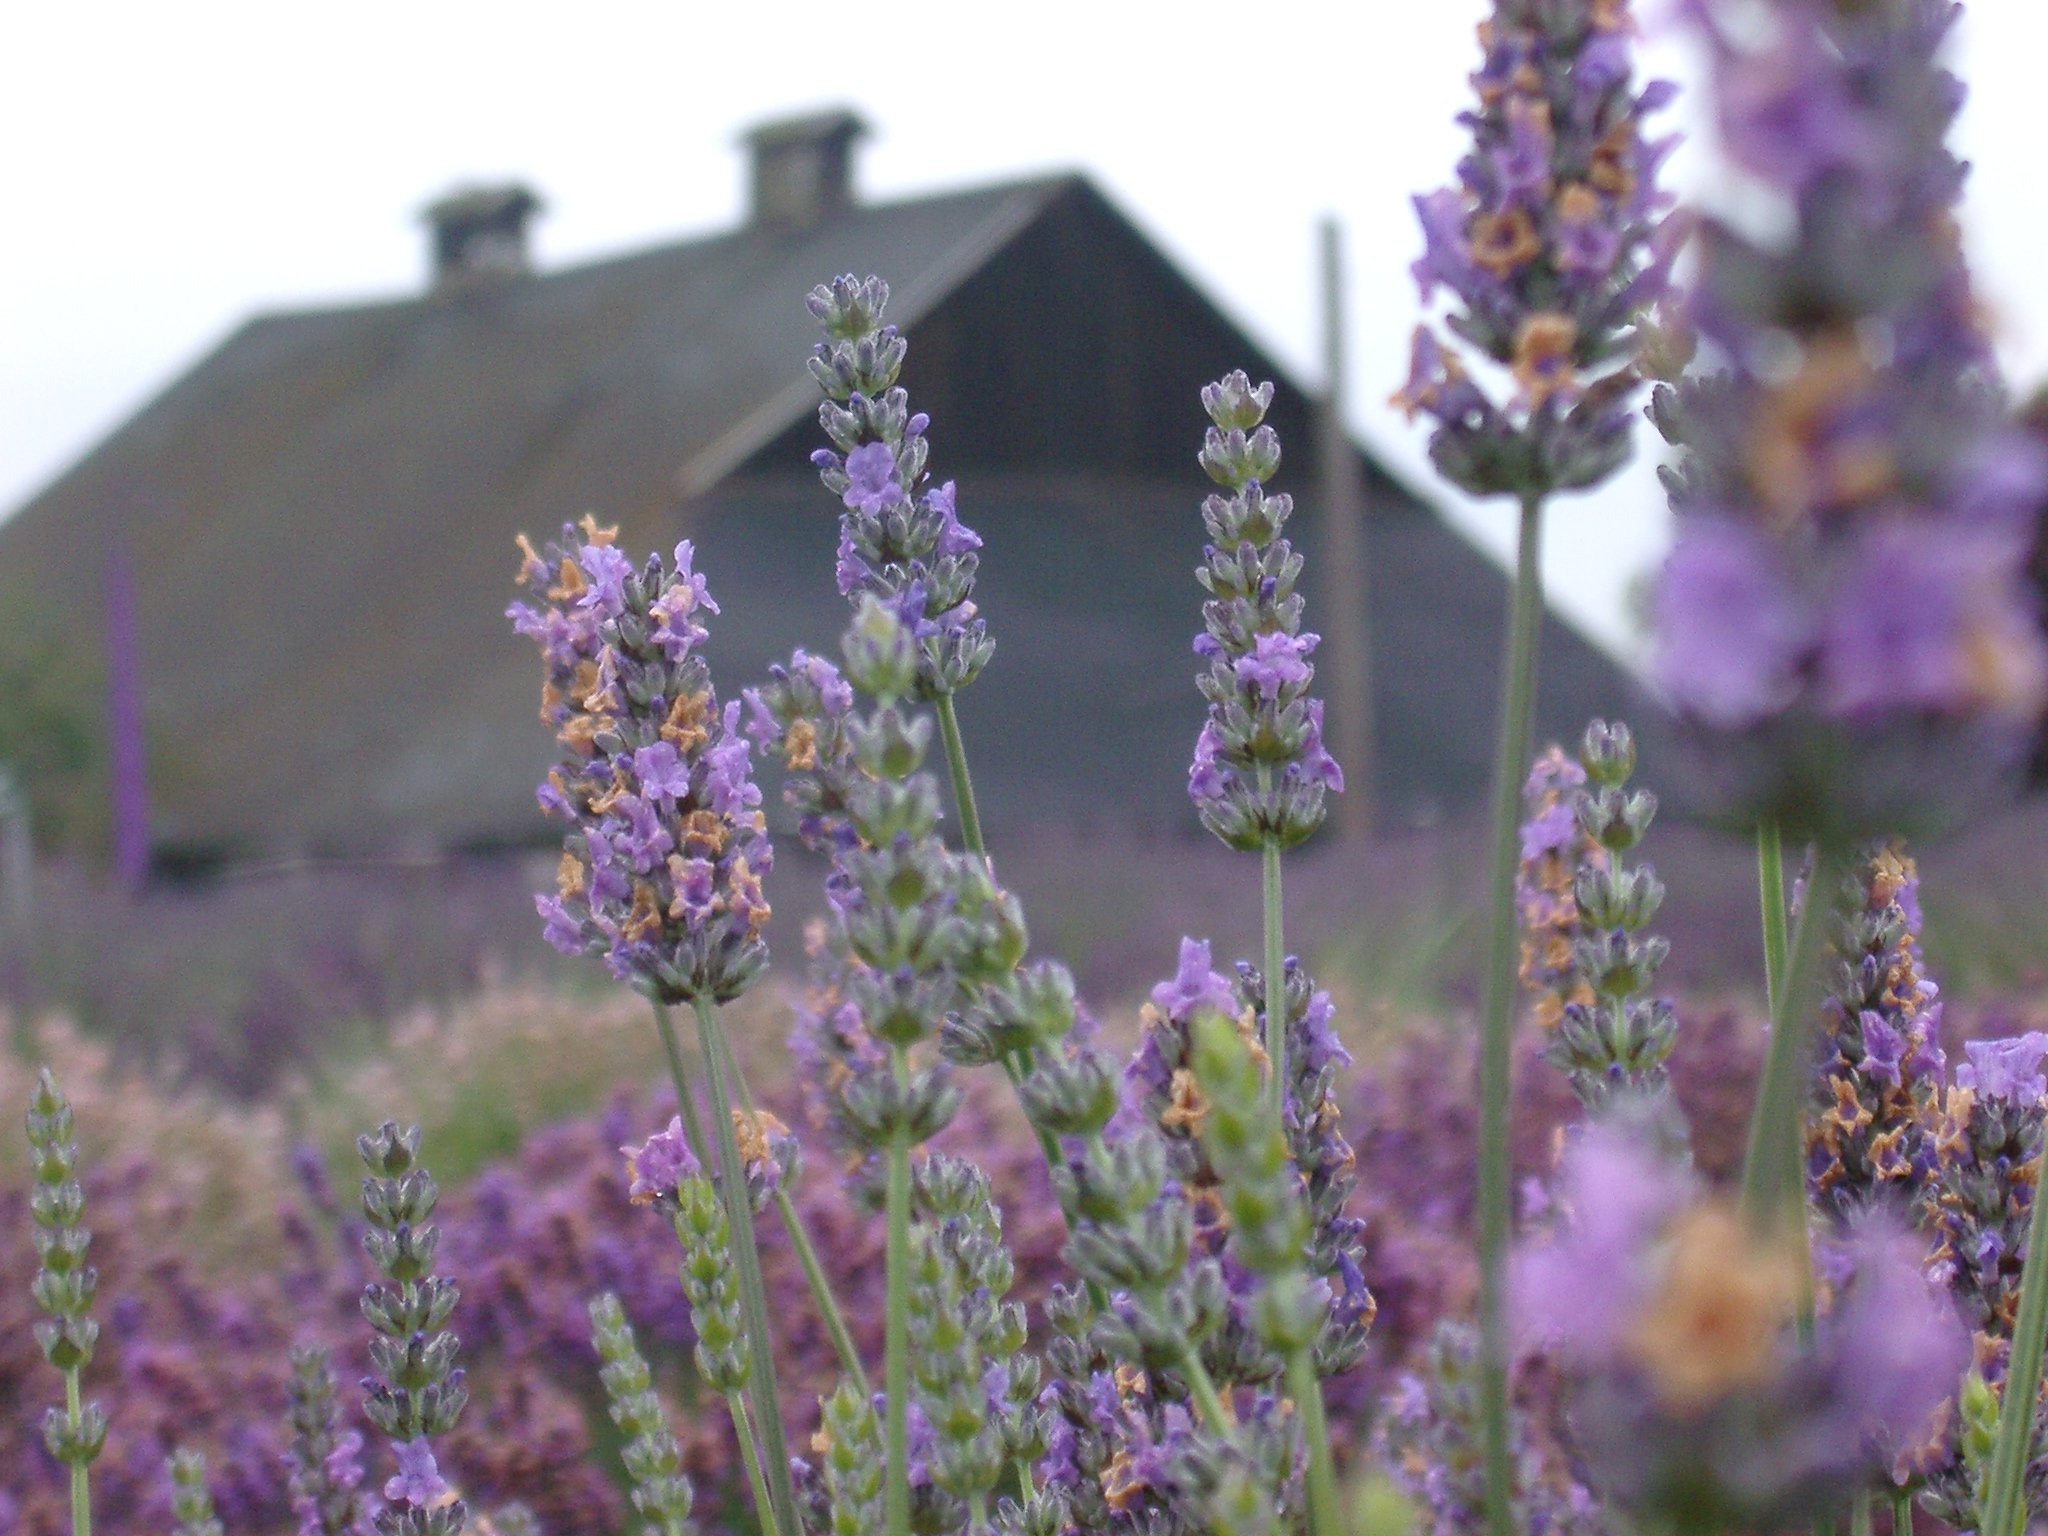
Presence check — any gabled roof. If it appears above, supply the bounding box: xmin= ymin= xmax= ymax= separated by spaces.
xmin=0 ymin=171 xmax=1632 ymax=862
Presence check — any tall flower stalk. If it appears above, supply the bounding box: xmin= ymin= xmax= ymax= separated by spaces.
xmin=1189 ymin=1008 xmax=1340 ymax=1536
xmin=805 ymin=274 xmax=993 ymax=854
xmin=816 ymin=597 xmax=1023 ymax=1536
xmin=1518 ymin=721 xmax=1677 ymax=1118
xmin=509 ymin=526 xmax=802 ymax=1536
xmin=1401 ymin=2 xmax=1675 ymax=1526
xmin=1188 ymin=372 xmax=1342 ymax=1110
xmin=356 ymin=1121 xmax=466 ymax=1536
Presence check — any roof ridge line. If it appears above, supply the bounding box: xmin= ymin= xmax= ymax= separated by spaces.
xmin=671 ymin=180 xmax=1068 ymax=500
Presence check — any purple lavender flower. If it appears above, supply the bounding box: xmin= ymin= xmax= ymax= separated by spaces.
xmin=1186 ymin=373 xmax=1343 ymax=851
xmin=1146 ymin=937 xmax=1241 ymax=1026
xmin=383 ymin=1440 xmax=448 ymax=1509
xmin=807 ymin=276 xmax=992 ymax=699
xmin=1517 ymin=1123 xmax=1966 ymax=1527
xmin=1398 ymin=0 xmax=1677 ymax=498
xmin=841 ymin=441 xmax=903 ymax=515
xmin=622 ymin=1116 xmax=700 ymax=1207
xmin=1232 ymin=629 xmax=1317 ymax=699
xmin=511 ymin=526 xmax=773 ymax=1005
xmin=1954 ymin=1035 xmax=2048 ymax=1105
xmin=1512 ymin=1121 xmax=1692 ymax=1361
xmin=1649 ymin=0 xmax=2048 ymax=833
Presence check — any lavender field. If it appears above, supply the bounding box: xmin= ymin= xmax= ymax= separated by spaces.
xmin=14 ymin=1 xmax=2048 ymax=1534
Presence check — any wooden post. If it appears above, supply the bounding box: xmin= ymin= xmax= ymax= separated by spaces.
xmin=1313 ymin=216 xmax=1375 ymax=837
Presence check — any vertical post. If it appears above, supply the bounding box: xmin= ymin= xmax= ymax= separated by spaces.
xmin=1313 ymin=217 xmax=1374 ymax=837
xmin=104 ymin=541 xmax=149 ymax=891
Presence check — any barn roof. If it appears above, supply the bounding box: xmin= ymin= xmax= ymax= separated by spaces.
xmin=0 ymin=162 xmax=1633 ymax=864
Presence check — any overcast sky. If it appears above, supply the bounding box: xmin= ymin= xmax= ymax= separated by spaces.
xmin=6 ymin=1 xmax=2047 ymax=657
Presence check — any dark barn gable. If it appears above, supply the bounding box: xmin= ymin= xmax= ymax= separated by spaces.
xmin=0 ymin=157 xmax=1630 ymax=866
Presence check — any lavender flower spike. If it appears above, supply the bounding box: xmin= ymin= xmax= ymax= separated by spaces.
xmin=1923 ymin=1029 xmax=2048 ymax=1527
xmin=807 ymin=275 xmax=992 ymax=700
xmin=1807 ymin=842 xmax=1946 ymax=1224
xmin=510 ymin=523 xmax=773 ymax=1004
xmin=1188 ymin=372 xmax=1343 ymax=852
xmin=1649 ymin=0 xmax=2048 ymax=837
xmin=1397 ymin=0 xmax=1678 ymax=499
xmin=356 ymin=1122 xmax=468 ymax=1536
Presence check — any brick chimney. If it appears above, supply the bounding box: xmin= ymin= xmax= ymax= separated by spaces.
xmin=743 ymin=109 xmax=868 ymax=233
xmin=421 ymin=183 xmax=543 ymax=291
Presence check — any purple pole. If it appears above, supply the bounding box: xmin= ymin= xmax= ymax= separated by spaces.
xmin=104 ymin=540 xmax=149 ymax=888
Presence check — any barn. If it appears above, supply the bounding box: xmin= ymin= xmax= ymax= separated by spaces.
xmin=0 ymin=110 xmax=1631 ymax=872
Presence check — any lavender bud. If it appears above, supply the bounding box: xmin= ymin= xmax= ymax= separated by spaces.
xmin=588 ymin=1293 xmax=695 ymax=1536
xmin=844 ymin=594 xmax=920 ymax=702
xmin=26 ymin=1068 xmax=104 ymax=1470
xmin=1053 ymin=1126 xmax=1166 ymax=1224
xmin=286 ymin=1345 xmax=371 ymax=1536
xmin=671 ymin=1174 xmax=751 ymax=1393
xmin=907 ymin=1229 xmax=1003 ymax=1500
xmin=819 ymin=1379 xmax=886 ymax=1536
xmin=1188 ymin=1011 xmax=1324 ymax=1351
xmin=1018 ymin=1050 xmax=1120 ymax=1138
xmin=1200 ymin=370 xmax=1275 ymax=432
xmin=1579 ymin=718 xmax=1637 ymax=787
xmin=838 ymin=1064 xmax=960 ymax=1150
xmin=1574 ymin=786 xmax=1656 ymax=853
xmin=167 ymin=1449 xmax=224 ymax=1536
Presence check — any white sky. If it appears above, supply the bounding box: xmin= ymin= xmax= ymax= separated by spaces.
xmin=5 ymin=1 xmax=2046 ymax=658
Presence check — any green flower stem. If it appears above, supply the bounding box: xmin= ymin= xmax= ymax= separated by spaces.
xmin=1179 ymin=1348 xmax=1235 ymax=1439
xmin=1260 ymin=810 xmax=1287 ymax=1120
xmin=1737 ymin=842 xmax=1837 ymax=1225
xmin=699 ymin=1015 xmax=870 ymax=1396
xmin=65 ymin=1366 xmax=88 ymax=1536
xmin=773 ymin=1187 xmax=870 ymax=1395
xmin=1852 ymin=1492 xmax=1873 ymax=1536
xmin=1893 ymin=1489 xmax=1913 ymax=1535
xmin=935 ymin=694 xmax=986 ymax=861
xmin=884 ymin=1045 xmax=913 ymax=1536
xmin=970 ymin=1491 xmax=990 ymax=1534
xmin=1753 ymin=828 xmax=1819 ymax=1344
xmin=691 ymin=997 xmax=802 ymax=1536
xmin=1981 ymin=1108 xmax=2048 ymax=1536
xmin=1476 ymin=491 xmax=1546 ymax=1536
xmin=726 ymin=1389 xmax=778 ymax=1536
xmin=650 ymin=1002 xmax=711 ymax=1164
xmin=1758 ymin=824 xmax=1789 ymax=1016
xmin=1286 ymin=1347 xmax=1342 ymax=1536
